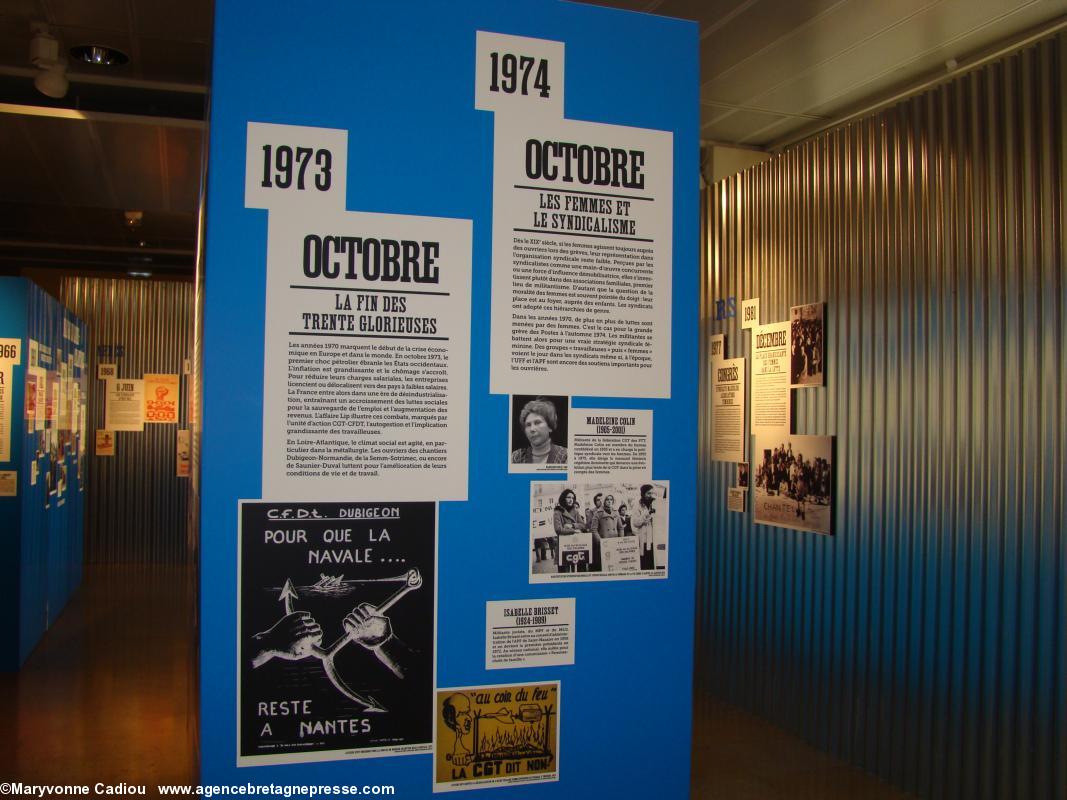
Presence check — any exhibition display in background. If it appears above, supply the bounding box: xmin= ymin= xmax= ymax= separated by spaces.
xmin=0 ymin=277 xmax=87 ymax=670
xmin=202 ymin=0 xmax=697 ymax=795
xmin=63 ymin=278 xmax=197 ymax=565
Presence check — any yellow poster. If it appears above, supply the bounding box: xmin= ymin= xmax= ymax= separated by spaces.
xmin=0 ymin=364 xmax=11 ymax=463
xmin=96 ymin=430 xmax=115 ymax=457
xmin=143 ymin=373 xmax=180 ymax=424
xmin=434 ymin=682 xmax=558 ymax=792
xmin=176 ymin=429 xmax=190 ymax=476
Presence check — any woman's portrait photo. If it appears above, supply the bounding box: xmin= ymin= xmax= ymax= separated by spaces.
xmin=508 ymin=394 xmax=569 ymax=474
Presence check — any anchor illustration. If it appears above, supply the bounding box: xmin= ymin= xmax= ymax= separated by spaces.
xmin=253 ymin=568 xmax=423 ymax=712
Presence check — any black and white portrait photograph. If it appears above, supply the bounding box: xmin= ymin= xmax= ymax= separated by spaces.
xmin=737 ymin=462 xmax=749 ymax=488
xmin=508 ymin=395 xmax=569 ymax=474
xmin=789 ymin=302 xmax=825 ymax=387
xmin=752 ymin=434 xmax=833 ymax=535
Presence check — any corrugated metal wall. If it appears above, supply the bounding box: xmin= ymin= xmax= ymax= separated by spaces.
xmin=698 ymin=34 xmax=1066 ymax=800
xmin=62 ymin=278 xmax=195 ymax=564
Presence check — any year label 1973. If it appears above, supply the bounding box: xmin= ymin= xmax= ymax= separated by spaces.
xmin=259 ymin=144 xmax=333 ymax=191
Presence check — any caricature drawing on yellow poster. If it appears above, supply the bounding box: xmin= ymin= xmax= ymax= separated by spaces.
xmin=433 ymin=682 xmax=559 ymax=792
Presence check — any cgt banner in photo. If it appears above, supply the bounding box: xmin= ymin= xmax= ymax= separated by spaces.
xmin=237 ymin=501 xmax=436 ymax=765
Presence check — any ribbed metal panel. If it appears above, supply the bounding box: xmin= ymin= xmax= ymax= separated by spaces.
xmin=697 ymin=35 xmax=1066 ymax=800
xmin=61 ymin=278 xmax=195 ymax=565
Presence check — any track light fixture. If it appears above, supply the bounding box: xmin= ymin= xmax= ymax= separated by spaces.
xmin=29 ymin=26 xmax=68 ymax=99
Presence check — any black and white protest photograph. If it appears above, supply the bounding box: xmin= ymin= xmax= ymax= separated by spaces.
xmin=509 ymin=394 xmax=570 ymax=474
xmin=237 ymin=501 xmax=436 ymax=765
xmin=752 ymin=434 xmax=833 ymax=534
xmin=529 ymin=480 xmax=669 ymax=582
xmin=789 ymin=302 xmax=825 ymax=387
xmin=737 ymin=462 xmax=749 ymax=488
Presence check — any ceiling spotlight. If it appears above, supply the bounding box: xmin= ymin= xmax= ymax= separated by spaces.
xmin=34 ymin=64 xmax=68 ymax=98
xmin=70 ymin=44 xmax=129 ymax=66
xmin=30 ymin=28 xmax=60 ymax=66
xmin=29 ymin=27 xmax=68 ymax=98
xmin=124 ymin=210 xmax=143 ymax=228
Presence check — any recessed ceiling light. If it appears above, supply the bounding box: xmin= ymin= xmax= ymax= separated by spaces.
xmin=127 ymin=270 xmax=152 ymax=278
xmin=70 ymin=44 xmax=129 ymax=66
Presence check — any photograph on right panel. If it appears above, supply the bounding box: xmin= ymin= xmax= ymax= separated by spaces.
xmin=789 ymin=302 xmax=824 ymax=387
xmin=752 ymin=433 xmax=833 ymax=534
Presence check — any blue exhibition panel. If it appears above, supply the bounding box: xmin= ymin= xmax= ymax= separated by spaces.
xmin=203 ymin=2 xmax=696 ymax=795
xmin=0 ymin=277 xmax=86 ymax=670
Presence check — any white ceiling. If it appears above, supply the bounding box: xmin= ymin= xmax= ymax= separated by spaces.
xmin=587 ymin=0 xmax=1067 ymax=147
xmin=1 ymin=0 xmax=1065 ymax=274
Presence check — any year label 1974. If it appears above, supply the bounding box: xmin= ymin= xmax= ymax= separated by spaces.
xmin=487 ymin=52 xmax=551 ymax=98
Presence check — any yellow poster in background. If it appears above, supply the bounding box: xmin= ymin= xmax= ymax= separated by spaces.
xmin=176 ymin=429 xmax=190 ymax=476
xmin=143 ymin=373 xmax=180 ymax=423
xmin=433 ymin=681 xmax=558 ymax=792
xmin=95 ymin=430 xmax=115 ymax=457
xmin=0 ymin=364 xmax=12 ymax=463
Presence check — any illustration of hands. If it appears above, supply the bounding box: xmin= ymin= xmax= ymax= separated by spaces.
xmin=251 ymin=569 xmax=422 ymax=708
xmin=344 ymin=601 xmax=407 ymax=679
xmin=251 ymin=611 xmax=322 ymax=668
xmin=344 ymin=603 xmax=394 ymax=647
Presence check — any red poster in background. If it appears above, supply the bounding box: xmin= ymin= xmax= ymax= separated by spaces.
xmin=46 ymin=372 xmax=56 ymax=421
xmin=144 ymin=373 xmax=179 ymax=423
xmin=25 ymin=373 xmax=37 ymax=420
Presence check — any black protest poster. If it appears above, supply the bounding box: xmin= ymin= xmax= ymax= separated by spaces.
xmin=238 ymin=501 xmax=435 ymax=765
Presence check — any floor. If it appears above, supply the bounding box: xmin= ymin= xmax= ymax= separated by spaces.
xmin=0 ymin=565 xmax=197 ymax=788
xmin=1 ymin=565 xmax=915 ymax=799
xmin=691 ymin=693 xmax=917 ymax=799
